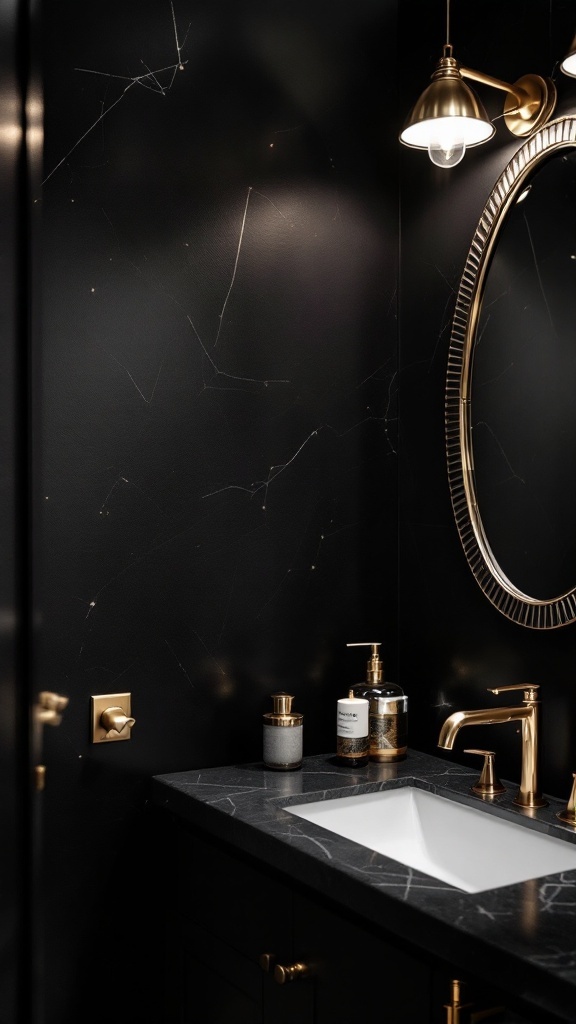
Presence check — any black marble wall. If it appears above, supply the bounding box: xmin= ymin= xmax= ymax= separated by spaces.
xmin=38 ymin=1 xmax=397 ymax=1021
xmin=398 ymin=0 xmax=576 ymax=796
xmin=30 ymin=0 xmax=576 ymax=1020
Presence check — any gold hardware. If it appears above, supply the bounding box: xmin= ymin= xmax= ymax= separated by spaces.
xmin=444 ymin=979 xmax=503 ymax=1023
xmin=263 ymin=693 xmax=303 ymax=728
xmin=444 ymin=979 xmax=472 ymax=1024
xmin=557 ymin=774 xmax=576 ymax=827
xmin=346 ymin=642 xmax=383 ymax=684
xmin=91 ymin=693 xmax=135 ymax=743
xmin=33 ymin=691 xmax=69 ymax=791
xmin=488 ymin=683 xmax=539 ymax=701
xmin=463 ymin=750 xmax=505 ymax=798
xmin=259 ymin=953 xmax=276 ymax=972
xmin=273 ymin=961 xmax=310 ymax=985
xmin=399 ymin=0 xmax=557 ymax=164
xmin=34 ymin=690 xmax=69 ymax=727
xmin=460 ymin=68 xmax=556 ymax=138
xmin=34 ymin=765 xmax=46 ymax=792
xmin=438 ymin=685 xmax=547 ymax=809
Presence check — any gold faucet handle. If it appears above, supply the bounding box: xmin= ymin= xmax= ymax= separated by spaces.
xmin=100 ymin=707 xmax=136 ymax=737
xmin=556 ymin=773 xmax=576 ymax=828
xmin=488 ymin=683 xmax=539 ymax=701
xmin=464 ymin=749 xmax=506 ymax=798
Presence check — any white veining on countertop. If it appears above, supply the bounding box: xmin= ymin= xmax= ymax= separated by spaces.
xmin=153 ymin=747 xmax=576 ymax=1020
xmin=539 ymin=875 xmax=576 ymax=913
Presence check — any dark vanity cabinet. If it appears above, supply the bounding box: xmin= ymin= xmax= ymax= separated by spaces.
xmin=168 ymin=823 xmax=535 ymax=1024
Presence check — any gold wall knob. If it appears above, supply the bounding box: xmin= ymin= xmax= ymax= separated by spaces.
xmin=100 ymin=707 xmax=136 ymax=736
xmin=91 ymin=693 xmax=134 ymax=743
xmin=273 ymin=961 xmax=309 ymax=985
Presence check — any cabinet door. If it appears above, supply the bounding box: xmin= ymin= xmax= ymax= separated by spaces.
xmin=293 ymin=891 xmax=433 ymax=1024
xmin=176 ymin=829 xmax=293 ymax=964
xmin=173 ymin=827 xmax=313 ymax=1023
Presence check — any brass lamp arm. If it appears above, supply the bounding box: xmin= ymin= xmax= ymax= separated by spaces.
xmin=459 ymin=67 xmax=556 ymax=137
xmin=460 ymin=66 xmax=523 ymax=104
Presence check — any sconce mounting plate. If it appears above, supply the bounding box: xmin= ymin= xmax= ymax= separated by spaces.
xmin=504 ymin=75 xmax=557 ymax=137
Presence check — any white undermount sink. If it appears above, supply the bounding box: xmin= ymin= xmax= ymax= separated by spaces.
xmin=286 ymin=787 xmax=576 ymax=893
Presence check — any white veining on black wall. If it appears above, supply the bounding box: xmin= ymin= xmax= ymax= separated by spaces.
xmin=43 ymin=2 xmax=191 ymax=186
xmin=39 ymin=4 xmax=397 ymax=1018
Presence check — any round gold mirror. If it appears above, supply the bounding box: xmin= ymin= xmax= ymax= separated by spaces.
xmin=446 ymin=117 xmax=576 ymax=629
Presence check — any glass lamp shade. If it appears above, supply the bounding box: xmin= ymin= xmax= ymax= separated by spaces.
xmin=560 ymin=36 xmax=576 ymax=77
xmin=400 ymin=65 xmax=495 ymax=150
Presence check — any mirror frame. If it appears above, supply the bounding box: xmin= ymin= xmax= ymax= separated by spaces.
xmin=445 ymin=116 xmax=576 ymax=629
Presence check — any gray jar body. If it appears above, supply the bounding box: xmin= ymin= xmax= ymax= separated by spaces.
xmin=263 ymin=722 xmax=303 ymax=770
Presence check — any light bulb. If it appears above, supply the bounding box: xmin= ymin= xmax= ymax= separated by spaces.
xmin=428 ymin=134 xmax=466 ymax=168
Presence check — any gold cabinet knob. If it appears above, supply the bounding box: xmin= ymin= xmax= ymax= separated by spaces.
xmin=464 ymin=749 xmax=505 ymax=797
xmin=100 ymin=707 xmax=136 ymax=737
xmin=273 ymin=961 xmax=310 ymax=985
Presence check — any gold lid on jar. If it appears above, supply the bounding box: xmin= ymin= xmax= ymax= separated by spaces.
xmin=263 ymin=692 xmax=303 ymax=727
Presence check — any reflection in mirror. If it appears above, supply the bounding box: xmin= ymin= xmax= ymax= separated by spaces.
xmin=446 ymin=117 xmax=576 ymax=628
xmin=471 ymin=150 xmax=576 ymax=599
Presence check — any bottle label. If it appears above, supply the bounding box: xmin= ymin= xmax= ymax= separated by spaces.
xmin=337 ymin=699 xmax=369 ymax=738
xmin=337 ymin=735 xmax=368 ymax=759
xmin=369 ymin=711 xmax=408 ymax=759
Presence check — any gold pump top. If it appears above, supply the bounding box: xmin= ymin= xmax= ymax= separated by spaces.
xmin=346 ymin=642 xmax=383 ymax=685
xmin=263 ymin=692 xmax=303 ymax=727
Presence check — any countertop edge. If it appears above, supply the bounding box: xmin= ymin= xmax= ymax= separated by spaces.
xmin=152 ymin=753 xmax=576 ymax=1023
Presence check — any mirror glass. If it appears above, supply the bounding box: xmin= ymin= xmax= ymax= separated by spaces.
xmin=471 ymin=150 xmax=576 ymax=599
xmin=445 ymin=118 xmax=576 ymax=628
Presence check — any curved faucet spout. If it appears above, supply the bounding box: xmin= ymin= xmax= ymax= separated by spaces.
xmin=438 ymin=705 xmax=531 ymax=750
xmin=437 ymin=689 xmax=546 ymax=809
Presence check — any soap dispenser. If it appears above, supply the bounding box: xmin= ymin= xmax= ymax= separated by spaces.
xmin=263 ymin=692 xmax=303 ymax=771
xmin=347 ymin=643 xmax=408 ymax=763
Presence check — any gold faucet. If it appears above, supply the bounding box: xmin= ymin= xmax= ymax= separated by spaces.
xmin=438 ymin=684 xmax=547 ymax=809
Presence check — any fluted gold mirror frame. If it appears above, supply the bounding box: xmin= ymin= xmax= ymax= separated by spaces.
xmin=445 ymin=116 xmax=576 ymax=629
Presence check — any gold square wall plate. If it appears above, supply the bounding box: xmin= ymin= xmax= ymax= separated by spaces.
xmin=91 ymin=693 xmax=134 ymax=743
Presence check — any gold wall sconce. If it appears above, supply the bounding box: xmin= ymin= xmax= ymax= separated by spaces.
xmin=399 ymin=0 xmax=557 ymax=167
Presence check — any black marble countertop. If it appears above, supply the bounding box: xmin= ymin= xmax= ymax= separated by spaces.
xmin=153 ymin=750 xmax=576 ymax=1022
